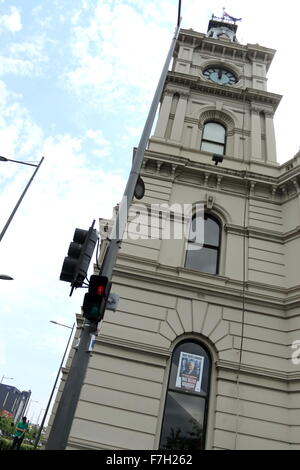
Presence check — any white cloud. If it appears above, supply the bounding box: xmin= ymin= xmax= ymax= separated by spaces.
xmin=0 ymin=341 xmax=6 ymax=365
xmin=0 ymin=34 xmax=50 ymax=77
xmin=64 ymin=2 xmax=172 ymax=111
xmin=0 ymin=56 xmax=36 ymax=76
xmin=0 ymin=5 xmax=22 ymax=33
xmin=85 ymin=129 xmax=111 ymax=158
xmin=0 ymin=80 xmax=43 ymax=163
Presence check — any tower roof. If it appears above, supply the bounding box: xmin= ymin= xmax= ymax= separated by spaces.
xmin=207 ymin=12 xmax=241 ymax=43
xmin=208 ymin=17 xmax=238 ymax=35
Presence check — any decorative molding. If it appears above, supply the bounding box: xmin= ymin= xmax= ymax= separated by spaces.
xmin=143 ymin=146 xmax=300 ymax=201
xmin=185 ymin=116 xmax=200 ymax=125
xmin=198 ymin=109 xmax=235 ymax=131
xmin=251 ymin=106 xmax=261 ymax=115
xmin=293 ymin=179 xmax=300 ymax=194
xmin=113 ymin=259 xmax=300 ymax=310
xmin=265 ymin=111 xmax=274 ymax=118
xmin=206 ymin=193 xmax=215 ymax=209
xmin=271 ymin=185 xmax=277 ymax=200
xmin=171 ymin=164 xmax=177 ymax=180
xmin=166 ymin=71 xmax=282 ymax=111
xmin=280 ymin=185 xmax=287 ymax=199
xmin=216 ymin=176 xmax=223 ymax=191
xmin=225 ymin=222 xmax=300 ymax=244
xmin=95 ymin=334 xmax=171 ymax=360
xmin=204 ymin=173 xmax=209 ymax=187
xmin=216 ymin=360 xmax=300 ymax=383
xmin=156 ymin=161 xmax=162 ymax=174
xmin=249 ymin=181 xmax=256 ymax=196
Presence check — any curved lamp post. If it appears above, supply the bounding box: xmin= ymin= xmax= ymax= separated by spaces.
xmin=0 ymin=156 xmax=44 ymax=243
xmin=33 ymin=321 xmax=75 ymax=449
xmin=0 ymin=375 xmax=14 ymax=384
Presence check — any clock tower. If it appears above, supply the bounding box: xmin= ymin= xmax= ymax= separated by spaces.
xmin=151 ymin=13 xmax=281 ymax=166
xmin=47 ymin=15 xmax=300 ymax=450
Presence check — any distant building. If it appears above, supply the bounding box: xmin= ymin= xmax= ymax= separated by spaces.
xmin=0 ymin=383 xmax=31 ymax=422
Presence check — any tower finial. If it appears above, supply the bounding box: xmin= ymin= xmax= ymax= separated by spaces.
xmin=222 ymin=9 xmax=242 ymax=24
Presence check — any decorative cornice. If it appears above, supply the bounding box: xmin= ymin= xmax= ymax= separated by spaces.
xmin=94 ymin=334 xmax=171 ymax=361
xmin=198 ymin=109 xmax=235 ymax=131
xmin=165 ymin=71 xmax=282 ymax=110
xmin=142 ymin=148 xmax=300 ymax=202
xmin=113 ymin=257 xmax=300 ymax=310
xmin=216 ymin=360 xmax=300 ymax=383
xmin=225 ymin=223 xmax=300 ymax=244
xmin=176 ymin=29 xmax=276 ymax=71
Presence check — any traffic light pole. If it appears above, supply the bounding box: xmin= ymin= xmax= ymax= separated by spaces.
xmin=34 ymin=323 xmax=75 ymax=449
xmin=45 ymin=11 xmax=181 ymax=450
xmin=45 ymin=319 xmax=96 ymax=450
xmin=101 ymin=17 xmax=182 ymax=281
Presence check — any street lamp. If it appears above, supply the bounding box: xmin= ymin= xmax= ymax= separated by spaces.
xmin=49 ymin=320 xmax=73 ymax=329
xmin=0 ymin=156 xmax=44 ymax=243
xmin=0 ymin=156 xmax=40 ymax=167
xmin=0 ymin=375 xmax=14 ymax=383
xmin=33 ymin=321 xmax=75 ymax=449
xmin=25 ymin=398 xmax=39 ymax=415
xmin=1 ymin=376 xmax=14 ymax=412
xmin=37 ymin=408 xmax=45 ymax=426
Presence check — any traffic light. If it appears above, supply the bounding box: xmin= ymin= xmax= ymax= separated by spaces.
xmin=82 ymin=275 xmax=112 ymax=322
xmin=60 ymin=222 xmax=98 ymax=291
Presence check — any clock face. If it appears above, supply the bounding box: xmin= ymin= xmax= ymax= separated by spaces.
xmin=203 ymin=67 xmax=237 ymax=85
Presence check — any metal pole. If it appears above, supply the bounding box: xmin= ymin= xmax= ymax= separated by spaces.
xmin=101 ymin=20 xmax=182 ymax=281
xmin=0 ymin=156 xmax=44 ymax=243
xmin=34 ymin=323 xmax=75 ymax=449
xmin=0 ymin=156 xmax=38 ymax=167
xmin=45 ymin=320 xmax=95 ymax=449
xmin=177 ymin=0 xmax=182 ymax=27
xmin=45 ymin=16 xmax=182 ymax=451
xmin=37 ymin=408 xmax=44 ymax=427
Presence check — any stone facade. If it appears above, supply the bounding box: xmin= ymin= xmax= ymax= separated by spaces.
xmin=46 ymin=23 xmax=300 ymax=450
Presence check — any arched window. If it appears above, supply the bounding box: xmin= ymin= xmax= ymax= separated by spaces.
xmin=201 ymin=121 xmax=226 ymax=155
xmin=159 ymin=341 xmax=212 ymax=450
xmin=185 ymin=214 xmax=221 ymax=275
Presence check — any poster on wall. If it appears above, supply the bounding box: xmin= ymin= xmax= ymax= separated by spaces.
xmin=175 ymin=352 xmax=205 ymax=393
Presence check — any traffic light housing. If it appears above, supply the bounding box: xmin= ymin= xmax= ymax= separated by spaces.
xmin=60 ymin=223 xmax=98 ymax=291
xmin=82 ymin=275 xmax=112 ymax=322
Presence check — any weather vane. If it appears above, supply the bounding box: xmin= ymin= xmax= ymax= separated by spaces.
xmin=221 ymin=7 xmax=242 ymax=23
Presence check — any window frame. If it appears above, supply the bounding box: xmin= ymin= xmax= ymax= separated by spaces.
xmin=200 ymin=121 xmax=226 ymax=155
xmin=159 ymin=340 xmax=212 ymax=451
xmin=185 ymin=213 xmax=221 ymax=275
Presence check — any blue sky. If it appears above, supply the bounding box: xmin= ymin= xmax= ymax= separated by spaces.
xmin=0 ymin=0 xmax=300 ymax=426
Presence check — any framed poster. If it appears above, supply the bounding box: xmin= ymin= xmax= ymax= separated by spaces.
xmin=175 ymin=351 xmax=205 ymax=393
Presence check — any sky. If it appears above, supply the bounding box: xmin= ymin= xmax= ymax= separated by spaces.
xmin=0 ymin=0 xmax=300 ymax=427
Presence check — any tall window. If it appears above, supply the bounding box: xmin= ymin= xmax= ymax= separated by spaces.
xmin=201 ymin=121 xmax=226 ymax=155
xmin=159 ymin=341 xmax=211 ymax=450
xmin=185 ymin=214 xmax=221 ymax=275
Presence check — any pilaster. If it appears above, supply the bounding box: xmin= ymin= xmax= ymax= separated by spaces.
xmin=265 ymin=113 xmax=277 ymax=163
xmin=170 ymin=92 xmax=189 ymax=141
xmin=154 ymin=90 xmax=173 ymax=138
xmin=251 ymin=106 xmax=262 ymax=160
